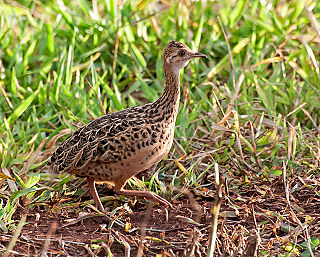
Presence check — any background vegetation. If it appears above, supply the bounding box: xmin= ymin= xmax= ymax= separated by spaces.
xmin=0 ymin=0 xmax=319 ymax=256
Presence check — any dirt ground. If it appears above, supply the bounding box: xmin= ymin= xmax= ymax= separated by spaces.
xmin=2 ymin=198 xmax=214 ymax=256
xmin=1 ymin=171 xmax=320 ymax=256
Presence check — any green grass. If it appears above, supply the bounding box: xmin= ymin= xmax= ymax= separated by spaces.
xmin=0 ymin=0 xmax=319 ymax=255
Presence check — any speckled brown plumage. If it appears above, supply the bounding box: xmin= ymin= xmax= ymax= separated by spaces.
xmin=47 ymin=41 xmax=207 ymax=211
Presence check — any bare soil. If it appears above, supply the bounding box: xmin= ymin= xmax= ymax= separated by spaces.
xmin=1 ymin=169 xmax=320 ymax=256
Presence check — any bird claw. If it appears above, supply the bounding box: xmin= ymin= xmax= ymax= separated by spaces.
xmin=150 ymin=192 xmax=173 ymax=209
xmin=115 ymin=189 xmax=173 ymax=208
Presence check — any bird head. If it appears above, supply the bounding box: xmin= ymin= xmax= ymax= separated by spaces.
xmin=163 ymin=41 xmax=207 ymax=72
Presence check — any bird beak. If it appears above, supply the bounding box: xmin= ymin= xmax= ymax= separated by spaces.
xmin=190 ymin=52 xmax=208 ymax=59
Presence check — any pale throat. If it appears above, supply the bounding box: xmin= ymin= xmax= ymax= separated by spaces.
xmin=151 ymin=60 xmax=185 ymax=120
xmin=163 ymin=63 xmax=182 ymax=102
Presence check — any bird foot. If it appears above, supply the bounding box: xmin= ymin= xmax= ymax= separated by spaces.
xmin=115 ymin=189 xmax=173 ymax=208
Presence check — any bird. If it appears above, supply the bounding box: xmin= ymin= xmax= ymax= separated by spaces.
xmin=46 ymin=41 xmax=207 ymax=212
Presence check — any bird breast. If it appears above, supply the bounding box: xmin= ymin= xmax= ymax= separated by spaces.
xmin=83 ymin=123 xmax=175 ymax=181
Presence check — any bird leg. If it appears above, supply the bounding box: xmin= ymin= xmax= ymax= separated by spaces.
xmin=114 ymin=188 xmax=173 ymax=208
xmin=87 ymin=177 xmax=105 ymax=212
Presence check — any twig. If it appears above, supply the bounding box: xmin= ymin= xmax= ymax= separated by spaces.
xmin=207 ymin=163 xmax=223 ymax=256
xmin=217 ymin=16 xmax=236 ymax=92
xmin=21 ymin=137 xmax=48 ymax=175
xmin=283 ymin=161 xmax=314 ymax=257
xmin=211 ymin=17 xmax=249 ymax=138
xmin=244 ymin=229 xmax=261 ymax=257
xmin=228 ymin=147 xmax=256 ymax=172
xmin=287 ymin=121 xmax=320 ymax=163
xmin=113 ymin=229 xmax=131 ymax=257
xmin=250 ymin=122 xmax=262 ymax=170
xmin=228 ymin=53 xmax=248 ymax=111
xmin=137 ymin=202 xmax=153 ymax=257
xmin=86 ymin=107 xmax=96 ymax=120
xmin=3 ymin=213 xmax=27 ymax=257
xmin=109 ymin=7 xmax=120 ymax=93
xmin=110 ymin=33 xmax=119 ymax=88
xmin=172 ymin=187 xmax=203 ymax=223
xmin=40 ymin=221 xmax=57 ymax=257
xmin=243 ymin=206 xmax=261 ymax=256
xmin=59 ymin=213 xmax=107 ymax=228
xmin=21 ymin=237 xmax=86 ymax=245
xmin=301 ymin=108 xmax=320 ymax=134
xmin=285 ymin=103 xmax=307 ymax=119
xmin=132 ymin=5 xmax=169 ymax=25
xmin=304 ymin=1 xmax=320 ymax=43
xmin=0 ymin=83 xmax=13 ymax=109
xmin=216 ymin=17 xmax=248 ymax=123
xmin=86 ymin=78 xmax=106 ymax=115
xmin=57 ymin=103 xmax=82 ymax=123
xmin=184 ymin=228 xmax=202 ymax=257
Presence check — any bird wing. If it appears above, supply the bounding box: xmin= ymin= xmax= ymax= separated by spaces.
xmin=47 ymin=105 xmax=150 ymax=174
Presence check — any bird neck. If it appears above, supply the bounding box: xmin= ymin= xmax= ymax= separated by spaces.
xmin=163 ymin=64 xmax=181 ymax=103
xmin=151 ymin=64 xmax=181 ymax=121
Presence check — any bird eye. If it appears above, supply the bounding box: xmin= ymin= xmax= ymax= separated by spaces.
xmin=178 ymin=50 xmax=186 ymax=56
